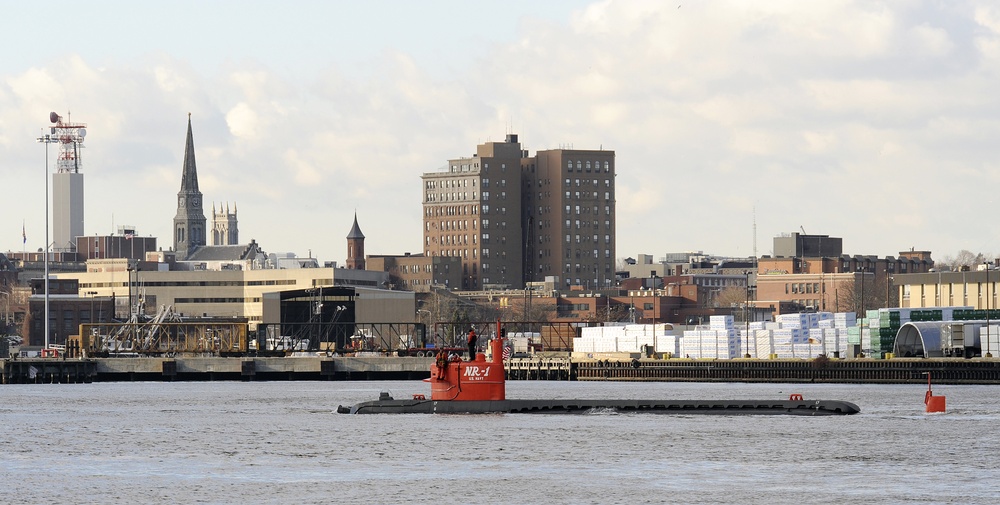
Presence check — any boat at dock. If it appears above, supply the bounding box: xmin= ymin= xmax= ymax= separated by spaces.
xmin=337 ymin=321 xmax=861 ymax=416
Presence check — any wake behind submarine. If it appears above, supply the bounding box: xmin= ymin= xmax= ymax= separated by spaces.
xmin=338 ymin=321 xmax=860 ymax=416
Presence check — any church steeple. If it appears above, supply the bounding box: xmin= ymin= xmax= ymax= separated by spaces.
xmin=173 ymin=113 xmax=207 ymax=260
xmin=180 ymin=113 xmax=200 ymax=192
xmin=346 ymin=213 xmax=366 ymax=270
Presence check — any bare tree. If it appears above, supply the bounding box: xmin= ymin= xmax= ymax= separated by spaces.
xmin=602 ymin=303 xmax=634 ymax=323
xmin=941 ymin=250 xmax=986 ymax=271
xmin=715 ymin=285 xmax=748 ymax=309
xmin=616 ymin=257 xmax=635 ymax=271
xmin=837 ymin=274 xmax=883 ymax=316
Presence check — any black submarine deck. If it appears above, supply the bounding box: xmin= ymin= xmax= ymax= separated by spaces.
xmin=338 ymin=397 xmax=861 ymax=415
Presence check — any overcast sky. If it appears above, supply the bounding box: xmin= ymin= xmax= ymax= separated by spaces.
xmin=3 ymin=1 xmax=1000 ymax=266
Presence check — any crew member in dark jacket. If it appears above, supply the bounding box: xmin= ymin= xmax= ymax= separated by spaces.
xmin=467 ymin=328 xmax=477 ymax=360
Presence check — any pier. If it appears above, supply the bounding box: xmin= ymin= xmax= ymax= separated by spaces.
xmin=5 ymin=355 xmax=1000 ymax=384
xmin=574 ymin=358 xmax=1000 ymax=384
xmin=2 ymin=356 xmax=432 ymax=383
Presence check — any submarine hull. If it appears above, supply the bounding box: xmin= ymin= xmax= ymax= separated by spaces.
xmin=338 ymin=398 xmax=861 ymax=416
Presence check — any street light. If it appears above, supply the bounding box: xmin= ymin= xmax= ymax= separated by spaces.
xmin=858 ymin=267 xmax=867 ymax=358
xmin=36 ymin=127 xmax=60 ymax=351
xmin=886 ymin=270 xmax=893 ymax=308
xmin=85 ymin=291 xmax=98 ymax=323
xmin=417 ymin=308 xmax=431 ymax=348
xmin=744 ymin=270 xmax=751 ymax=358
xmin=985 ymin=262 xmax=993 ymax=358
xmin=858 ymin=267 xmax=866 ymax=317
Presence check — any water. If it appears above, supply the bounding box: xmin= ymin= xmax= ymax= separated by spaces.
xmin=2 ymin=380 xmax=998 ymax=504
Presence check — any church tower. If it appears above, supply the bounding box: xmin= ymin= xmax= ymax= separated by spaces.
xmin=346 ymin=213 xmax=365 ymax=270
xmin=212 ymin=202 xmax=239 ymax=246
xmin=173 ymin=114 xmax=207 ymax=260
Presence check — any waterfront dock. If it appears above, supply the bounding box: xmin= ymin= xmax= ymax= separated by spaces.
xmin=1 ymin=356 xmax=433 ymax=384
xmin=5 ymin=355 xmax=1000 ymax=384
xmin=574 ymin=358 xmax=1000 ymax=384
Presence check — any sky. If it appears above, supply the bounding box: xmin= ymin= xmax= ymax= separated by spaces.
xmin=3 ymin=0 xmax=1000 ymax=266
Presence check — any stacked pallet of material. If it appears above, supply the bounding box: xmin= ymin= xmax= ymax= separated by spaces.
xmin=862 ymin=307 xmax=970 ymax=357
xmin=776 ymin=313 xmax=809 ymax=329
xmin=576 ymin=325 xmax=625 ymax=353
xmin=654 ymin=334 xmax=681 ymax=356
xmin=774 ymin=327 xmax=807 ymax=346
xmin=866 ymin=309 xmax=898 ymax=358
xmin=575 ymin=324 xmax=678 ymax=354
xmin=807 ymin=327 xmax=850 ymax=356
xmin=847 ymin=326 xmax=862 ymax=347
xmin=984 ymin=325 xmax=1000 ymax=356
xmin=752 ymin=312 xmax=857 ymax=358
xmin=685 ymin=313 xmax=867 ymax=359
xmin=834 ymin=312 xmax=857 ymax=327
xmin=625 ymin=323 xmax=679 ymax=355
xmin=754 ymin=329 xmax=773 ymax=357
xmin=623 ymin=324 xmax=652 ymax=352
xmin=709 ymin=315 xmax=735 ymax=330
xmin=680 ymin=329 xmax=741 ymax=359
xmin=572 ymin=337 xmax=594 ymax=353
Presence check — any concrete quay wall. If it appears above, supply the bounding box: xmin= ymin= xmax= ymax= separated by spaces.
xmin=3 ymin=356 xmax=434 ymax=383
xmin=7 ymin=355 xmax=1000 ymax=384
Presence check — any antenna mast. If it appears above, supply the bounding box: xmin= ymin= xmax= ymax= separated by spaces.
xmin=49 ymin=111 xmax=87 ymax=174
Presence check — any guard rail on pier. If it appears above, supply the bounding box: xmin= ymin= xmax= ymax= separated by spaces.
xmin=504 ymin=357 xmax=573 ymax=380
xmin=574 ymin=358 xmax=1000 ymax=384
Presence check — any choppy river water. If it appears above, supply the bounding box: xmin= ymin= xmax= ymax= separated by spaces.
xmin=2 ymin=380 xmax=998 ymax=504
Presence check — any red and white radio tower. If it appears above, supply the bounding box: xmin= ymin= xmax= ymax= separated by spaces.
xmin=48 ymin=111 xmax=87 ymax=173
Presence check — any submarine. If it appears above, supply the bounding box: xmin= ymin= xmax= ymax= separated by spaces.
xmin=338 ymin=321 xmax=860 ymax=416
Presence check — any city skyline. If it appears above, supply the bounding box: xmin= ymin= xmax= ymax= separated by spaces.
xmin=3 ymin=1 xmax=1000 ymax=265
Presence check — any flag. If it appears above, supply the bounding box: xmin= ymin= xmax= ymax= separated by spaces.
xmin=502 ymin=345 xmax=511 ymax=360
xmin=125 ymin=232 xmax=134 ymax=240
xmin=22 ymin=221 xmax=26 ymax=244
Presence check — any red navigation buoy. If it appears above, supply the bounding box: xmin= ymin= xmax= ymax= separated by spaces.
xmin=924 ymin=372 xmax=946 ymax=413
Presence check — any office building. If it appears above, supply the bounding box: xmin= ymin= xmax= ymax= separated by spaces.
xmin=421 ymin=134 xmax=615 ymax=290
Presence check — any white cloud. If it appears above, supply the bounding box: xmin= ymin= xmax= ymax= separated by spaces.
xmin=4 ymin=1 xmax=1000 ymax=263
xmin=153 ymin=65 xmax=188 ymax=93
xmin=910 ymin=23 xmax=954 ymax=56
xmin=225 ymin=102 xmax=259 ymax=139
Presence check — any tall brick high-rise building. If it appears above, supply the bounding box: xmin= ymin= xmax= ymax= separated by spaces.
xmin=422 ymin=134 xmax=615 ymax=290
xmin=527 ymin=148 xmax=616 ymax=289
